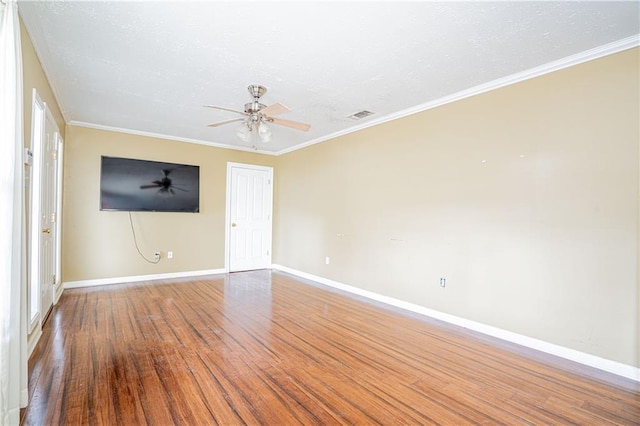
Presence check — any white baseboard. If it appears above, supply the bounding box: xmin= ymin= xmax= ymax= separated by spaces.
xmin=63 ymin=268 xmax=226 ymax=289
xmin=27 ymin=327 xmax=42 ymax=358
xmin=54 ymin=282 xmax=63 ymax=304
xmin=271 ymin=264 xmax=640 ymax=382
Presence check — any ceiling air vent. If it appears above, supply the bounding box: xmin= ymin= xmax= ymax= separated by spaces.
xmin=348 ymin=110 xmax=375 ymax=120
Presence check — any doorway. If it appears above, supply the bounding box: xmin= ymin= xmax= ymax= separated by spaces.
xmin=28 ymin=89 xmax=62 ymax=352
xmin=225 ymin=163 xmax=273 ymax=272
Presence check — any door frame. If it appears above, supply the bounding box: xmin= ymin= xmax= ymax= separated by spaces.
xmin=27 ymin=89 xmax=62 ymax=354
xmin=224 ymin=162 xmax=273 ymax=272
xmin=27 ymin=89 xmax=45 ymax=334
xmin=53 ymin=133 xmax=64 ymax=303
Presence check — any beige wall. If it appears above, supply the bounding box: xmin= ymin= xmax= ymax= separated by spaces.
xmin=274 ymin=49 xmax=639 ymax=367
xmin=62 ymin=126 xmax=274 ymax=282
xmin=21 ymin=18 xmax=66 ymax=299
xmin=25 ymin=12 xmax=639 ymax=368
xmin=21 ymin=18 xmax=65 ymax=146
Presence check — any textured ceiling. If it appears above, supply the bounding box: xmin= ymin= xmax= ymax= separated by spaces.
xmin=19 ymin=1 xmax=640 ymax=154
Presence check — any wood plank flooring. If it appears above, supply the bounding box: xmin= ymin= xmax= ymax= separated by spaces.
xmin=22 ymin=270 xmax=640 ymax=425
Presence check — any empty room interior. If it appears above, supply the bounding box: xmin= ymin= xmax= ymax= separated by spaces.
xmin=2 ymin=1 xmax=640 ymax=424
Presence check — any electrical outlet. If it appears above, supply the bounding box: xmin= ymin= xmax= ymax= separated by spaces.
xmin=325 ymin=256 xmax=330 ymax=265
xmin=154 ymin=251 xmax=161 ymax=260
xmin=168 ymin=251 xmax=173 ymax=259
xmin=439 ymin=277 xmax=446 ymax=288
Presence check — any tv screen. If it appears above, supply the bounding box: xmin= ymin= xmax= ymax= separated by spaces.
xmin=100 ymin=156 xmax=200 ymax=212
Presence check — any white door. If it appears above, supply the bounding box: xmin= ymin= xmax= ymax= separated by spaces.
xmin=28 ymin=90 xmax=45 ymax=330
xmin=38 ymin=109 xmax=59 ymax=317
xmin=226 ymin=163 xmax=273 ymax=272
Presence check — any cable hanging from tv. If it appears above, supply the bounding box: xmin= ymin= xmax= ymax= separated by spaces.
xmin=128 ymin=212 xmax=161 ymax=264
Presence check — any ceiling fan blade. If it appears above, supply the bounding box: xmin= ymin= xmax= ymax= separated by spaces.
xmin=207 ymin=118 xmax=245 ymax=128
xmin=140 ymin=184 xmax=160 ymax=189
xmin=260 ymin=102 xmax=290 ymax=117
xmin=269 ymin=117 xmax=311 ymax=132
xmin=203 ymin=105 xmax=247 ymax=116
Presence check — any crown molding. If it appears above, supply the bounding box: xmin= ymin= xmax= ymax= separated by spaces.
xmin=62 ymin=35 xmax=638 ymax=157
xmin=275 ymin=34 xmax=640 ymax=156
xmin=67 ymin=121 xmax=278 ymax=156
xmin=19 ymin=5 xmax=71 ymax=123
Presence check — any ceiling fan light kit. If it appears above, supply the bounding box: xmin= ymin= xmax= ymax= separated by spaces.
xmin=236 ymin=122 xmax=252 ymax=142
xmin=258 ymin=122 xmax=272 ymax=142
xmin=205 ymin=84 xmax=310 ymax=145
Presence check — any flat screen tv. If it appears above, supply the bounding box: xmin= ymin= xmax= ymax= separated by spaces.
xmin=100 ymin=156 xmax=200 ymax=212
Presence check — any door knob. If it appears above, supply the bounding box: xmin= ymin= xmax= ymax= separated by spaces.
xmin=231 ymin=223 xmax=237 ymax=227
xmin=42 ymin=228 xmax=51 ymax=234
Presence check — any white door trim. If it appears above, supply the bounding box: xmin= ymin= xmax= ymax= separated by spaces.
xmin=27 ymin=89 xmax=62 ymax=355
xmin=28 ymin=89 xmax=45 ymax=334
xmin=224 ymin=162 xmax=273 ymax=272
xmin=54 ymin=134 xmax=64 ymax=303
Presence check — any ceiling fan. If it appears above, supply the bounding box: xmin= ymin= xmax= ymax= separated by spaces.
xmin=205 ymin=84 xmax=310 ymax=144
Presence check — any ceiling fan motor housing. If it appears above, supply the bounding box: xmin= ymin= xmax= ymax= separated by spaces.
xmin=245 ymin=84 xmax=268 ymax=115
xmin=245 ymin=101 xmax=266 ymax=114
xmin=248 ymin=84 xmax=267 ymax=100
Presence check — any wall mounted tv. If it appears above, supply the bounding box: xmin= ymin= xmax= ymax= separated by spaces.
xmin=100 ymin=156 xmax=200 ymax=213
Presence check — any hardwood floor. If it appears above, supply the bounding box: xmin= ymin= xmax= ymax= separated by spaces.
xmin=22 ymin=270 xmax=639 ymax=425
